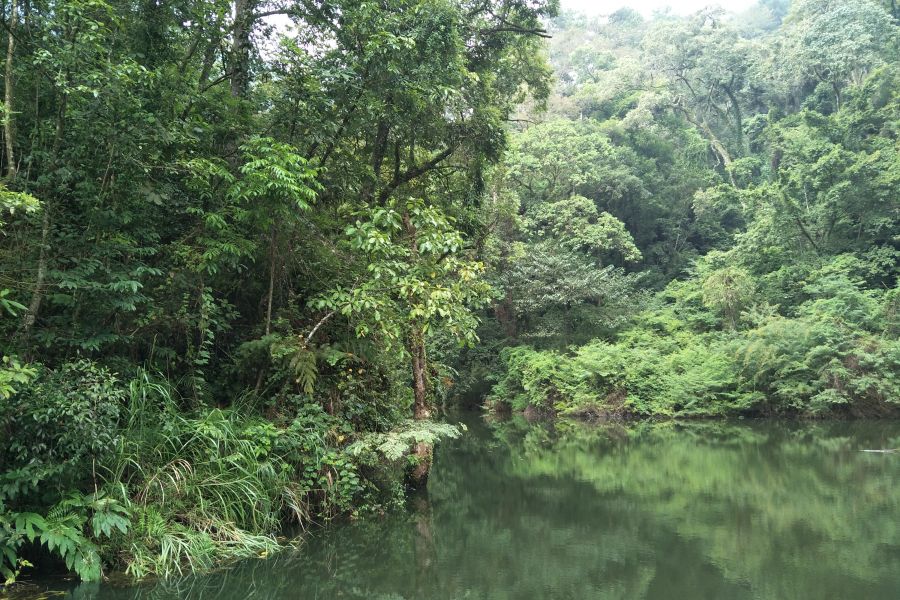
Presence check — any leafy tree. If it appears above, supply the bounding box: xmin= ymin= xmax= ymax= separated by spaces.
xmin=526 ymin=195 xmax=641 ymax=265
xmin=501 ymin=243 xmax=644 ymax=346
xmin=701 ymin=265 xmax=755 ymax=330
xmin=640 ymin=7 xmax=756 ymax=185
xmin=316 ymin=199 xmax=490 ymax=419
xmin=780 ymin=0 xmax=898 ymax=111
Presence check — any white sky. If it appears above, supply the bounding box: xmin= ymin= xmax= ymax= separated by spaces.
xmin=560 ymin=0 xmax=758 ymax=17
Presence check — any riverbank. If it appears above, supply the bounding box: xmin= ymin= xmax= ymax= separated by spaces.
xmin=10 ymin=414 xmax=900 ymax=600
xmin=0 ymin=364 xmax=462 ymax=587
xmin=484 ymin=281 xmax=900 ymax=421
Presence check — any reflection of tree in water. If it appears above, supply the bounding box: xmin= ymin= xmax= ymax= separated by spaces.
xmin=471 ymin=415 xmax=900 ymax=600
xmin=412 ymin=493 xmax=435 ymax=598
xmin=60 ymin=415 xmax=900 ymax=600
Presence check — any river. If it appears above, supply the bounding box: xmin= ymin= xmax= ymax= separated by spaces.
xmin=23 ymin=413 xmax=900 ymax=599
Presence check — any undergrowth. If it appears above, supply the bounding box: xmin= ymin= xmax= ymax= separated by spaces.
xmin=490 ymin=269 xmax=900 ymax=418
xmin=0 ymin=366 xmax=459 ymax=584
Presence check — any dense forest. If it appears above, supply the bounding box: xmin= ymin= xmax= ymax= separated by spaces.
xmin=477 ymin=0 xmax=900 ymax=418
xmin=1 ymin=0 xmax=900 ymax=585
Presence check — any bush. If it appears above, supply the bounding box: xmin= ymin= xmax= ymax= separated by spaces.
xmin=2 ymin=360 xmax=125 ymax=480
xmin=489 ymin=275 xmax=900 ymax=418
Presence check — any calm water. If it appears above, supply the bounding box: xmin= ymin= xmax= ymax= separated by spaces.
xmin=39 ymin=414 xmax=900 ymax=599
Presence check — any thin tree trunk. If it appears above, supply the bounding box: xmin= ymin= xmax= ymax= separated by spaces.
xmin=23 ymin=203 xmax=49 ymax=335
xmin=4 ymin=0 xmax=17 ymax=179
xmin=361 ymin=117 xmax=390 ymax=203
xmin=23 ymin=93 xmax=66 ymax=336
xmin=404 ymin=211 xmax=433 ymax=487
xmin=264 ymin=216 xmax=280 ymax=336
xmin=780 ymin=192 xmax=820 ymax=254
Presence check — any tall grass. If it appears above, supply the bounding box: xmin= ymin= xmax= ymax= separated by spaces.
xmin=102 ymin=371 xmax=308 ymax=578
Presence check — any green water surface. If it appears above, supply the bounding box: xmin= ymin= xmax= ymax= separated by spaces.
xmin=34 ymin=414 xmax=900 ymax=599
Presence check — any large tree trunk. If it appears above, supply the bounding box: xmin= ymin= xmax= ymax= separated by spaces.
xmin=411 ymin=327 xmax=430 ymax=421
xmin=408 ymin=324 xmax=433 ymax=487
xmin=4 ymin=0 xmax=17 ymax=179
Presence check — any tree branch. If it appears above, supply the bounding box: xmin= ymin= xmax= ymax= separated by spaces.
xmin=375 ymin=145 xmax=458 ymax=205
xmin=480 ymin=25 xmax=551 ymax=38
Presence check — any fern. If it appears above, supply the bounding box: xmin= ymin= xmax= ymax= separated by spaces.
xmin=42 ymin=504 xmax=102 ymax=581
xmin=288 ymin=349 xmax=317 ymax=395
xmin=347 ymin=420 xmax=465 ymax=461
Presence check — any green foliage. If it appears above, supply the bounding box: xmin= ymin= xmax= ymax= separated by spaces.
xmin=701 ymin=264 xmax=755 ymax=330
xmin=5 ymin=0 xmax=900 ymax=583
xmin=3 ymin=360 xmax=125 ymax=474
xmin=106 ymin=375 xmax=365 ymax=576
xmin=316 ymin=199 xmax=492 ymax=353
xmin=0 ymin=0 xmax=564 ymax=577
xmin=465 ymin=3 xmax=900 ymax=422
xmin=0 ymin=488 xmax=130 ymax=583
xmin=491 ymin=272 xmax=900 ymax=418
xmin=348 ymin=420 xmax=464 ymax=461
xmin=526 ymin=195 xmax=641 ymax=262
xmin=0 ymin=187 xmax=40 ymax=227
xmin=500 ymin=243 xmax=645 ymax=346
xmin=0 ymin=356 xmax=36 ymax=400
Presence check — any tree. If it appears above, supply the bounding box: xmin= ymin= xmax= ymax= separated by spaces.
xmin=316 ymin=200 xmax=490 ymax=415
xmin=641 ymin=8 xmax=756 ymax=185
xmin=780 ymin=0 xmax=897 ymax=111
xmin=310 ymin=199 xmax=489 ymax=484
xmin=526 ymin=195 xmax=640 ymax=266
xmin=701 ymin=265 xmax=755 ymax=330
xmin=502 ymin=243 xmax=644 ymax=346
xmin=505 ymin=120 xmax=615 ymax=207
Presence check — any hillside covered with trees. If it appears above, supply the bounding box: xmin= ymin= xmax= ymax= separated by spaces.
xmin=464 ymin=0 xmax=900 ymax=420
xmin=1 ymin=0 xmax=900 ymax=585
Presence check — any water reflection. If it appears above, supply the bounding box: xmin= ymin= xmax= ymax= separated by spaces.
xmin=57 ymin=415 xmax=900 ymax=599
